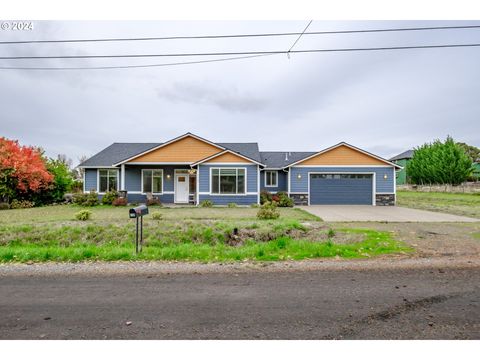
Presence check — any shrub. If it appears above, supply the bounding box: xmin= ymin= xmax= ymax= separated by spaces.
xmin=147 ymin=198 xmax=162 ymax=206
xmin=256 ymin=201 xmax=280 ymax=220
xmin=75 ymin=209 xmax=92 ymax=221
xmin=260 ymin=190 xmax=272 ymax=204
xmin=151 ymin=212 xmax=163 ymax=221
xmin=276 ymin=191 xmax=294 ymax=207
xmin=227 ymin=202 xmax=237 ymax=208
xmin=250 ymin=203 xmax=260 ymax=208
xmin=10 ymin=199 xmax=35 ymax=209
xmin=72 ymin=191 xmax=99 ymax=206
xmin=200 ymin=200 xmax=213 ymax=208
xmin=112 ymin=197 xmax=128 ymax=206
xmin=101 ymin=190 xmax=118 ymax=205
xmin=0 ymin=202 xmax=11 ymax=210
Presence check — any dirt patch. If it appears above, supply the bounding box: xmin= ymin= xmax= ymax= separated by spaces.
xmin=335 ymin=222 xmax=480 ymax=258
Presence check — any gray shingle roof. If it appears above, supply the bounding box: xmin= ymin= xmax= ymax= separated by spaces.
xmin=389 ymin=149 xmax=414 ymax=161
xmin=260 ymin=151 xmax=317 ymax=168
xmin=79 ymin=143 xmax=161 ymax=167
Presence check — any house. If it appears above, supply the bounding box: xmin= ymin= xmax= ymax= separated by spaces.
xmin=78 ymin=133 xmax=401 ymax=206
xmin=389 ymin=149 xmax=414 ymax=185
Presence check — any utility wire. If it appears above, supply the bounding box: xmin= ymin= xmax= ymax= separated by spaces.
xmin=0 ymin=43 xmax=479 ymax=60
xmin=0 ymin=25 xmax=479 ymax=45
xmin=288 ymin=20 xmax=313 ymax=54
xmin=0 ymin=53 xmax=277 ymax=70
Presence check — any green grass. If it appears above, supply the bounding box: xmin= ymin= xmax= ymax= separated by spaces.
xmin=0 ymin=205 xmax=408 ymax=263
xmin=397 ymin=190 xmax=480 ymax=219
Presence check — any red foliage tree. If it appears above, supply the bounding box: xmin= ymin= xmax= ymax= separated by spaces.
xmin=0 ymin=137 xmax=53 ymax=201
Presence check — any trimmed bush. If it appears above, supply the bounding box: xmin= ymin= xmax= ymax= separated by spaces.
xmin=112 ymin=198 xmax=128 ymax=206
xmin=75 ymin=210 xmax=92 ymax=221
xmin=101 ymin=190 xmax=118 ymax=205
xmin=276 ymin=191 xmax=294 ymax=207
xmin=200 ymin=200 xmax=213 ymax=208
xmin=256 ymin=201 xmax=280 ymax=220
xmin=227 ymin=203 xmax=237 ymax=208
xmin=10 ymin=199 xmax=35 ymax=209
xmin=151 ymin=212 xmax=163 ymax=220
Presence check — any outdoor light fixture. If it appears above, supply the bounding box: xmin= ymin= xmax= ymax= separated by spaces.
xmin=297 ymin=174 xmax=302 ymax=179
xmin=166 ymin=174 xmax=171 ymax=179
xmin=383 ymin=174 xmax=388 ymax=180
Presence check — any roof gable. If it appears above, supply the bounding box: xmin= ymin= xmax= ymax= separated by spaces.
xmin=289 ymin=143 xmax=401 ymax=168
xmin=192 ymin=149 xmax=265 ymax=166
xmin=117 ymin=133 xmax=224 ymax=165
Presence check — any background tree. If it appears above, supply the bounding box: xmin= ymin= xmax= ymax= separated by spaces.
xmin=407 ymin=136 xmax=473 ymax=185
xmin=33 ymin=156 xmax=75 ymax=204
xmin=456 ymin=142 xmax=480 ymax=163
xmin=0 ymin=137 xmax=53 ymax=202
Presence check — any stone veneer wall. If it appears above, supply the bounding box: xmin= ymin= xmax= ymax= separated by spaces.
xmin=375 ymin=194 xmax=395 ymax=206
xmin=290 ymin=194 xmax=309 ymax=206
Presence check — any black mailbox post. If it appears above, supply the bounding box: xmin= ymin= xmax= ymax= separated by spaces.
xmin=129 ymin=205 xmax=149 ymax=254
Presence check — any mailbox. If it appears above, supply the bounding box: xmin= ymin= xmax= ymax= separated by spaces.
xmin=129 ymin=205 xmax=149 ymax=218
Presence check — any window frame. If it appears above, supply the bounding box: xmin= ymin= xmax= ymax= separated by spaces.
xmin=209 ymin=167 xmax=247 ymax=195
xmin=264 ymin=170 xmax=278 ymax=188
xmin=141 ymin=169 xmax=164 ymax=195
xmin=97 ymin=169 xmax=119 ymax=194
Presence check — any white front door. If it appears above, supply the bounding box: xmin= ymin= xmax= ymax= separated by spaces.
xmin=175 ymin=175 xmax=189 ymax=203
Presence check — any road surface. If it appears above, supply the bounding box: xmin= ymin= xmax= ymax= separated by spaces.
xmin=0 ymin=266 xmax=479 ymax=339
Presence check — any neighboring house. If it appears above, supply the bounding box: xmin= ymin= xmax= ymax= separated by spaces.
xmin=389 ymin=150 xmax=414 ymax=185
xmin=78 ymin=133 xmax=401 ymax=206
xmin=473 ymin=162 xmax=480 ymax=180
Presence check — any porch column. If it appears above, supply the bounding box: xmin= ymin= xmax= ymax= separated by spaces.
xmin=121 ymin=164 xmax=126 ymax=190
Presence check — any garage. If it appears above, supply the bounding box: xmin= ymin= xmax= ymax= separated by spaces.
xmin=309 ymin=173 xmax=374 ymax=205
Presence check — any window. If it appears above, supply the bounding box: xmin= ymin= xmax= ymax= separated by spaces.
xmin=211 ymin=168 xmax=246 ymax=194
xmin=265 ymin=170 xmax=278 ymax=187
xmin=189 ymin=176 xmax=196 ymax=194
xmin=142 ymin=170 xmax=163 ymax=193
xmin=99 ymin=169 xmax=118 ymax=193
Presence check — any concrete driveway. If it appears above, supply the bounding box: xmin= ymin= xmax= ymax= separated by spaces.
xmin=299 ymin=205 xmax=479 ymax=222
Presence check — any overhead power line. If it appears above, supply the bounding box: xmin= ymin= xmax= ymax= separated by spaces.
xmin=0 ymin=43 xmax=479 ymax=60
xmin=288 ymin=20 xmax=313 ymax=54
xmin=0 ymin=25 xmax=479 ymax=45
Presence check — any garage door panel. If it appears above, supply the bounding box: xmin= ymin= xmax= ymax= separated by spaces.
xmin=309 ymin=174 xmax=373 ymax=205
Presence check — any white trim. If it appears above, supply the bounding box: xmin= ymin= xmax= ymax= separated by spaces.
xmin=174 ymin=172 xmax=190 ymax=204
xmin=191 ymin=149 xmax=265 ymax=167
xmin=78 ymin=165 xmax=118 ymax=169
xmin=126 ymin=162 xmax=193 ymax=165
xmin=196 ymin=166 xmax=200 ymax=205
xmin=97 ymin=168 xmax=120 ymax=194
xmin=285 ymin=142 xmax=402 ymax=169
xmin=393 ymin=168 xmax=397 ymax=204
xmin=257 ymin=165 xmax=260 ymax=204
xmin=209 ymin=167 xmax=248 ymax=195
xmin=307 ymin=171 xmax=376 ymax=206
xmin=262 ymin=168 xmax=283 ymax=170
xmin=113 ymin=133 xmax=225 ymax=166
xmin=140 ymin=169 xmax=164 ymax=195
xmin=82 ymin=169 xmax=86 ymax=193
xmin=376 ymin=192 xmax=395 ymax=195
xmin=121 ymin=164 xmax=125 ymax=190
xmin=264 ymin=170 xmax=278 ymax=187
xmin=287 ymin=169 xmax=291 ymax=196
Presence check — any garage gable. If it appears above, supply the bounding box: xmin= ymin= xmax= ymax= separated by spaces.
xmin=292 ymin=143 xmax=396 ymax=167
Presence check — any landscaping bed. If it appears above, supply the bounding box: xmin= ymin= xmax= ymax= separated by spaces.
xmin=0 ymin=205 xmax=409 ymax=263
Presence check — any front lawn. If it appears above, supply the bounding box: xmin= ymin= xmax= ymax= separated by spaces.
xmin=0 ymin=205 xmax=409 ymax=262
xmin=397 ymin=190 xmax=480 ymax=219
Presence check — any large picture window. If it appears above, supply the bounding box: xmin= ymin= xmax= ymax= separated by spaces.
xmin=265 ymin=170 xmax=278 ymax=187
xmin=211 ymin=168 xmax=246 ymax=194
xmin=142 ymin=169 xmax=163 ymax=194
xmin=99 ymin=169 xmax=118 ymax=193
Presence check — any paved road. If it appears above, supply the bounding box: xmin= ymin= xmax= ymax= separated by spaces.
xmin=0 ymin=267 xmax=479 ymax=339
xmin=300 ymin=205 xmax=480 ymax=222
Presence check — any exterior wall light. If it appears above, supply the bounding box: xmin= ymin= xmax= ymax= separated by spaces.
xmin=166 ymin=174 xmax=171 ymax=179
xmin=297 ymin=174 xmax=302 ymax=179
xmin=383 ymin=174 xmax=388 ymax=180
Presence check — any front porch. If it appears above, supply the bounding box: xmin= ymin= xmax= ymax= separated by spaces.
xmin=120 ymin=165 xmax=198 ymax=205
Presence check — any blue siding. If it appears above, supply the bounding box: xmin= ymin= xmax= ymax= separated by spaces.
xmin=199 ymin=195 xmax=258 ymax=206
xmin=126 ymin=193 xmax=174 ymax=204
xmin=198 ymin=164 xmax=258 ymax=193
xmin=260 ymin=170 xmax=287 ymax=192
xmin=289 ymin=167 xmax=395 ymax=193
xmin=125 ymin=165 xmax=189 ymax=193
xmin=84 ymin=169 xmax=97 ymax=192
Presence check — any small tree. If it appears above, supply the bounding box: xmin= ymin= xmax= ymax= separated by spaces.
xmin=407 ymin=136 xmax=473 ymax=185
xmin=0 ymin=137 xmax=53 ymax=202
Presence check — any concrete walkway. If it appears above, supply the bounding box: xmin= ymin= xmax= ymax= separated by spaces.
xmin=299 ymin=205 xmax=480 ymax=222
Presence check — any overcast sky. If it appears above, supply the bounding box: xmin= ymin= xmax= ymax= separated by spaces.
xmin=1 ymin=20 xmax=479 ymax=165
